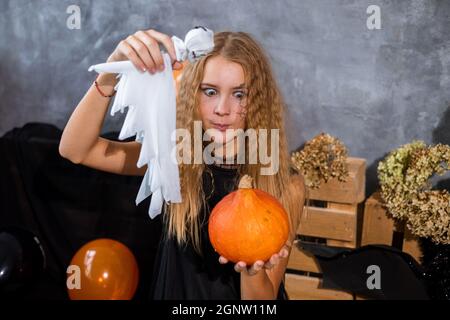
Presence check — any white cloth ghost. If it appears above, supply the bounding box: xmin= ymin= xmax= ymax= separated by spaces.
xmin=87 ymin=27 xmax=214 ymax=218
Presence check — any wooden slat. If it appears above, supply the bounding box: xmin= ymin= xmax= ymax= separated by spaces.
xmin=326 ymin=203 xmax=358 ymax=248
xmin=285 ymin=273 xmax=354 ymax=300
xmin=361 ymin=192 xmax=395 ymax=246
xmin=403 ymin=227 xmax=423 ymax=264
xmin=308 ymin=157 xmax=366 ymax=204
xmin=289 ymin=204 xmax=358 ymax=272
xmin=298 ymin=206 xmax=357 ymax=241
xmin=326 ymin=239 xmax=355 ymax=248
xmin=327 ymin=202 xmax=358 ymax=212
xmin=287 ymin=246 xmax=321 ymax=273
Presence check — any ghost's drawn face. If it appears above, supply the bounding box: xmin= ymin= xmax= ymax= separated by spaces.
xmin=198 ymin=55 xmax=247 ymax=145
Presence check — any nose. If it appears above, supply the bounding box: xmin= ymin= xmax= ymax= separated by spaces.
xmin=214 ymin=96 xmax=231 ymax=116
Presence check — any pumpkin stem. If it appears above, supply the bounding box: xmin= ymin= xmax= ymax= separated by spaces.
xmin=238 ymin=174 xmax=253 ymax=189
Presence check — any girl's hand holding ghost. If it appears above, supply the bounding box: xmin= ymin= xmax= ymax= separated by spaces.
xmin=106 ymin=29 xmax=183 ymax=73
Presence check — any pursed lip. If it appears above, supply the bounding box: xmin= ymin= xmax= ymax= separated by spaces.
xmin=211 ymin=122 xmax=231 ymax=132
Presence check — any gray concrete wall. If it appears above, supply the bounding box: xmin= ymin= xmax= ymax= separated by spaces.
xmin=1 ymin=0 xmax=449 ymax=194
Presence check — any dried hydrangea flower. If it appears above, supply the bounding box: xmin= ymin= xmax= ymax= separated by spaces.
xmin=291 ymin=133 xmax=349 ymax=189
xmin=378 ymin=141 xmax=450 ymax=244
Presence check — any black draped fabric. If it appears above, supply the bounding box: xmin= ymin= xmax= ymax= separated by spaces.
xmin=0 ymin=123 xmax=162 ymax=299
xmin=298 ymin=241 xmax=430 ymax=299
xmin=150 ymin=164 xmax=288 ymax=300
xmin=1 ymin=122 xmax=287 ymax=300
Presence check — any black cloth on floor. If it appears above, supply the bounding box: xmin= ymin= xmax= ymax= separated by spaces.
xmin=0 ymin=122 xmax=162 ymax=300
xmin=298 ymin=241 xmax=430 ymax=300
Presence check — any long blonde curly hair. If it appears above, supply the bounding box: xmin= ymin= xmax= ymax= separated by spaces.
xmin=166 ymin=31 xmax=304 ymax=253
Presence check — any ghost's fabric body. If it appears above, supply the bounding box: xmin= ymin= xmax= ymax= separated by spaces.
xmin=87 ymin=27 xmax=214 ymax=219
xmin=88 ymin=55 xmax=181 ymax=218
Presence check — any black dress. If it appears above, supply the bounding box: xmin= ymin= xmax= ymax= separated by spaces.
xmin=149 ymin=164 xmax=287 ymax=300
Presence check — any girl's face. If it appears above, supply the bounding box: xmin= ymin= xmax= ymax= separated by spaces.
xmin=198 ymin=55 xmax=247 ymax=145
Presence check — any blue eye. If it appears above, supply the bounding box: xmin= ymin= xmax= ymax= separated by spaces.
xmin=202 ymin=88 xmax=217 ymax=96
xmin=234 ymin=91 xmax=246 ymax=99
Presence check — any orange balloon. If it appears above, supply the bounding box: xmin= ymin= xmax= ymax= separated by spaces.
xmin=67 ymin=239 xmax=139 ymax=300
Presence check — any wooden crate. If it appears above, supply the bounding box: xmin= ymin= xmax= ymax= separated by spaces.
xmin=360 ymin=191 xmax=422 ymax=263
xmin=285 ymin=157 xmax=366 ymax=300
xmin=285 ymin=274 xmax=354 ymax=300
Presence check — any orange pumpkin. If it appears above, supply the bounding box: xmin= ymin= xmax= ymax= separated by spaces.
xmin=208 ymin=175 xmax=290 ymax=265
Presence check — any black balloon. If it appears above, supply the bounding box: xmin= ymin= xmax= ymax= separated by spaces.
xmin=0 ymin=227 xmax=46 ymax=293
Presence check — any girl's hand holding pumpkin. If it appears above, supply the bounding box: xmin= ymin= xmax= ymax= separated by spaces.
xmin=218 ymin=240 xmax=291 ymax=276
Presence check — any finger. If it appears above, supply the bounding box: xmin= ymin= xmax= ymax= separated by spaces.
xmin=279 ymin=240 xmax=292 ymax=259
xmin=126 ymin=35 xmax=156 ymax=73
xmin=145 ymin=32 xmax=168 ymax=71
xmin=146 ymin=29 xmax=178 ymax=64
xmin=172 ymin=61 xmax=183 ymax=71
xmin=248 ymin=261 xmax=264 ymax=276
xmin=279 ymin=248 xmax=289 ymax=258
xmin=264 ymin=260 xmax=274 ymax=270
xmin=218 ymin=256 xmax=228 ymax=264
xmin=234 ymin=261 xmax=246 ymax=273
xmin=264 ymin=254 xmax=280 ymax=270
xmin=135 ymin=31 xmax=165 ymax=71
xmin=117 ymin=40 xmax=147 ymax=72
xmin=271 ymin=253 xmax=280 ymax=265
xmin=285 ymin=240 xmax=293 ymax=249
